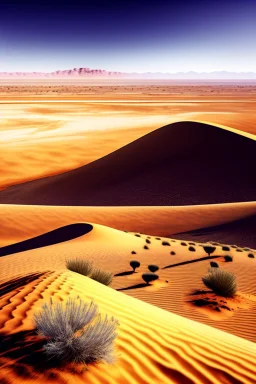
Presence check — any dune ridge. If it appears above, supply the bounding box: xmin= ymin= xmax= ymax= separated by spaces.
xmin=1 ymin=202 xmax=256 ymax=248
xmin=0 ymin=270 xmax=255 ymax=384
xmin=0 ymin=121 xmax=255 ymax=206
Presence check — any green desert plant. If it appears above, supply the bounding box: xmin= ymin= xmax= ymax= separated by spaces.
xmin=34 ymin=297 xmax=118 ymax=365
xmin=203 ymin=245 xmax=216 ymax=257
xmin=202 ymin=269 xmax=237 ymax=297
xmin=224 ymin=255 xmax=233 ymax=262
xmin=210 ymin=261 xmax=219 ymax=268
xmin=188 ymin=246 xmax=196 ymax=252
xmin=130 ymin=260 xmax=140 ymax=272
xmin=142 ymin=273 xmax=159 ymax=285
xmin=162 ymin=241 xmax=170 ymax=246
xmin=89 ymin=268 xmax=113 ymax=286
xmin=248 ymin=253 xmax=255 ymax=258
xmin=148 ymin=264 xmax=159 ymax=273
xmin=66 ymin=258 xmax=93 ymax=276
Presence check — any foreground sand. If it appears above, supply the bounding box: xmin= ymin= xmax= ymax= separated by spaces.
xmin=0 ymin=269 xmax=256 ymax=384
xmin=0 ymin=222 xmax=255 ymax=344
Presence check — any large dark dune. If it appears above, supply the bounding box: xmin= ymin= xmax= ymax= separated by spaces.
xmin=0 ymin=121 xmax=255 ymax=206
xmin=172 ymin=214 xmax=256 ymax=248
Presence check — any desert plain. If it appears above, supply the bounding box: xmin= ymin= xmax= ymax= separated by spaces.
xmin=0 ymin=82 xmax=255 ymax=384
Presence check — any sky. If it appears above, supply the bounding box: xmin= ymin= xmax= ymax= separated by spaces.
xmin=0 ymin=0 xmax=255 ymax=73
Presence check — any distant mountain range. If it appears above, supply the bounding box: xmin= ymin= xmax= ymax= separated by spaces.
xmin=0 ymin=67 xmax=255 ymax=79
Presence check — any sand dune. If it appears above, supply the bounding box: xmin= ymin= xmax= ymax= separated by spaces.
xmin=174 ymin=213 xmax=256 ymax=248
xmin=0 ymin=222 xmax=255 ymax=343
xmin=1 ymin=202 xmax=256 ymax=247
xmin=0 ymin=269 xmax=256 ymax=384
xmin=0 ymin=121 xmax=255 ymax=206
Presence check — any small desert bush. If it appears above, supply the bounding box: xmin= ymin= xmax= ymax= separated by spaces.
xmin=222 ymin=246 xmax=230 ymax=251
xmin=170 ymin=251 xmax=176 ymax=255
xmin=203 ymin=245 xmax=216 ymax=256
xmin=144 ymin=245 xmax=149 ymax=250
xmin=135 ymin=234 xmax=141 ymax=237
xmin=142 ymin=273 xmax=159 ymax=285
xmin=202 ymin=269 xmax=237 ymax=297
xmin=148 ymin=264 xmax=159 ymax=273
xmin=162 ymin=241 xmax=170 ymax=246
xmin=90 ymin=268 xmax=113 ymax=286
xmin=188 ymin=242 xmax=195 ymax=246
xmin=224 ymin=255 xmax=233 ymax=262
xmin=236 ymin=249 xmax=243 ymax=252
xmin=131 ymin=251 xmax=137 ymax=254
xmin=66 ymin=258 xmax=93 ymax=276
xmin=34 ymin=297 xmax=118 ymax=365
xmin=210 ymin=261 xmax=219 ymax=268
xmin=155 ymin=237 xmax=161 ymax=240
xmin=248 ymin=253 xmax=255 ymax=258
xmin=188 ymin=246 xmax=196 ymax=252
xmin=180 ymin=242 xmax=187 ymax=246
xmin=145 ymin=239 xmax=151 ymax=244
xmin=244 ymin=247 xmax=251 ymax=251
xmin=130 ymin=260 xmax=140 ymax=272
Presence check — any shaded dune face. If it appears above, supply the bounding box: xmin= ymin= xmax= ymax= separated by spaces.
xmin=0 ymin=223 xmax=93 ymax=257
xmin=174 ymin=213 xmax=256 ymax=248
xmin=0 ymin=121 xmax=255 ymax=206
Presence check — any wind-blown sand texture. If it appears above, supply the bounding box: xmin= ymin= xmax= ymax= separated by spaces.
xmin=0 ymin=268 xmax=256 ymax=383
xmin=1 ymin=85 xmax=256 ymax=383
xmin=0 ymin=223 xmax=255 ymax=344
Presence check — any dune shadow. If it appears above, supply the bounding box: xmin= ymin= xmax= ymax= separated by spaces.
xmin=0 ymin=330 xmax=64 ymax=381
xmin=0 ymin=272 xmax=49 ymax=298
xmin=0 ymin=223 xmax=93 ymax=258
xmin=114 ymin=270 xmax=135 ymax=277
xmin=163 ymin=255 xmax=220 ymax=269
xmin=117 ymin=283 xmax=149 ymax=291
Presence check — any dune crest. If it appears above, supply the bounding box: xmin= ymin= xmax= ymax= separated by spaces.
xmin=0 ymin=121 xmax=255 ymax=206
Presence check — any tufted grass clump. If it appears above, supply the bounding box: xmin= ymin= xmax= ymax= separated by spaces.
xmin=210 ymin=261 xmax=219 ymax=268
xmin=148 ymin=264 xmax=159 ymax=273
xmin=34 ymin=297 xmax=118 ymax=365
xmin=142 ymin=273 xmax=159 ymax=285
xmin=130 ymin=260 xmax=140 ymax=272
xmin=223 ymin=255 xmax=233 ymax=262
xmin=66 ymin=258 xmax=93 ymax=276
xmin=202 ymin=269 xmax=237 ymax=297
xmin=90 ymin=268 xmax=113 ymax=286
xmin=66 ymin=259 xmax=112 ymax=286
xmin=203 ymin=245 xmax=216 ymax=257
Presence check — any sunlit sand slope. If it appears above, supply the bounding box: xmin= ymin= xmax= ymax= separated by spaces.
xmin=0 ymin=223 xmax=255 ymax=342
xmin=0 ymin=270 xmax=256 ymax=384
xmin=1 ymin=202 xmax=256 ymax=248
xmin=0 ymin=121 xmax=255 ymax=205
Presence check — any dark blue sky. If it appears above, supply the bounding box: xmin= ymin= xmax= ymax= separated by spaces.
xmin=1 ymin=0 xmax=255 ymax=72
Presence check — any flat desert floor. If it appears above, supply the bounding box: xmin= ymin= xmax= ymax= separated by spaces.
xmin=0 ymin=83 xmax=255 ymax=384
